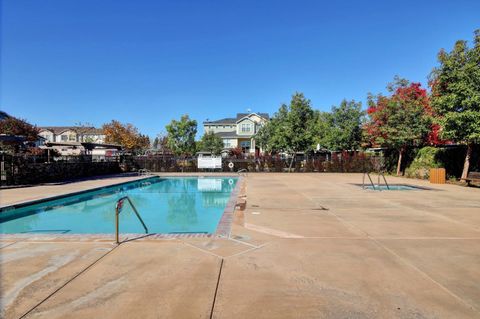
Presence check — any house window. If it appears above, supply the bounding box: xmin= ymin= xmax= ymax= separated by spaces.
xmin=241 ymin=123 xmax=251 ymax=133
xmin=61 ymin=135 xmax=68 ymax=141
xmin=68 ymin=134 xmax=76 ymax=141
xmin=240 ymin=141 xmax=251 ymax=153
xmin=223 ymin=139 xmax=232 ymax=148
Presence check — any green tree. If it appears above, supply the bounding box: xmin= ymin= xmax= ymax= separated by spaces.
xmin=152 ymin=132 xmax=170 ymax=154
xmin=256 ymin=92 xmax=316 ymax=170
xmin=198 ymin=131 xmax=224 ymax=155
xmin=315 ymin=99 xmax=364 ymax=151
xmin=152 ymin=137 xmax=159 ymax=149
xmin=364 ymin=78 xmax=432 ymax=175
xmin=165 ymin=115 xmax=197 ymax=157
xmin=255 ymin=109 xmax=281 ymax=153
xmin=430 ymin=30 xmax=480 ymax=180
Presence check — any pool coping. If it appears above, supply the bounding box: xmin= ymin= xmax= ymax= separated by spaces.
xmin=0 ymin=175 xmax=243 ymax=241
xmin=0 ymin=175 xmax=157 ymax=211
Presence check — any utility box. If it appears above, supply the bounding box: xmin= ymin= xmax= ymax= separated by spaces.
xmin=430 ymin=168 xmax=446 ymax=184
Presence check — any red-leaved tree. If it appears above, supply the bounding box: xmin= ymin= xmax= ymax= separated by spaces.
xmin=364 ymin=78 xmax=440 ymax=175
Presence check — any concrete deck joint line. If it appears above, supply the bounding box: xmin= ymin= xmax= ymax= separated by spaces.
xmin=322 ymin=204 xmax=480 ymax=314
xmin=0 ymin=242 xmax=18 ymax=249
xmin=222 ymin=235 xmax=263 ymax=249
xmin=372 ymin=238 xmax=480 ymax=314
xmin=18 ymin=243 xmax=120 ymax=319
xmin=224 ymin=243 xmax=268 ymax=259
xmin=324 ymin=203 xmax=480 ymax=314
xmin=410 ymin=206 xmax=480 ymax=234
xmin=182 ymin=242 xmax=225 ymax=259
xmin=244 ymin=223 xmax=305 ymax=238
xmin=209 ymin=259 xmax=224 ymax=319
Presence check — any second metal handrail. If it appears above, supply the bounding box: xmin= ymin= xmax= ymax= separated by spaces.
xmin=363 ymin=172 xmax=376 ymax=190
xmin=138 ymin=168 xmax=151 ymax=176
xmin=363 ymin=172 xmax=390 ymax=190
xmin=378 ymin=172 xmax=390 ymax=190
xmin=237 ymin=168 xmax=248 ymax=177
xmin=115 ymin=196 xmax=148 ymax=244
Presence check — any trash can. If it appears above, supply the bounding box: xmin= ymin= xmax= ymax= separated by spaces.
xmin=430 ymin=168 xmax=446 ymax=184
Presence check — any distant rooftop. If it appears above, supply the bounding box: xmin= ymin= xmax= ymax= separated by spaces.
xmin=0 ymin=111 xmax=11 ymax=120
xmin=204 ymin=117 xmax=237 ymax=124
xmin=236 ymin=113 xmax=269 ymax=120
xmin=39 ymin=126 xmax=104 ymax=135
xmin=204 ymin=112 xmax=269 ymax=124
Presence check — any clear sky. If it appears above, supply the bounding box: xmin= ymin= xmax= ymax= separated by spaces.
xmin=1 ymin=0 xmax=479 ymax=138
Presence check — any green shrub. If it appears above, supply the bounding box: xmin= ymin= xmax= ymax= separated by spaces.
xmin=405 ymin=147 xmax=442 ymax=179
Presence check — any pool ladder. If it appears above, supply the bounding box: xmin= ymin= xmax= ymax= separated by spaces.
xmin=115 ymin=196 xmax=148 ymax=244
xmin=237 ymin=168 xmax=248 ymax=177
xmin=138 ymin=168 xmax=152 ymax=176
xmin=362 ymin=172 xmax=390 ymax=190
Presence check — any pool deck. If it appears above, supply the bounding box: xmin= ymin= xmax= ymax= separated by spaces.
xmin=1 ymin=173 xmax=480 ymax=318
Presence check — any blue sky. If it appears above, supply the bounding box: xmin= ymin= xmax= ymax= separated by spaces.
xmin=1 ymin=0 xmax=479 ymax=138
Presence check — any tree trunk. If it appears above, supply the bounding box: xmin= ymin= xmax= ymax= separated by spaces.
xmin=461 ymin=143 xmax=473 ymax=180
xmin=288 ymin=153 xmax=296 ymax=172
xmin=396 ymin=147 xmax=405 ymax=176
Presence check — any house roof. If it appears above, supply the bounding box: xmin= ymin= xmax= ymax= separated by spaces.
xmin=39 ymin=126 xmax=104 ymax=135
xmin=204 ymin=112 xmax=270 ymax=125
xmin=203 ymin=117 xmax=237 ymax=124
xmin=235 ymin=112 xmax=269 ymax=121
xmin=0 ymin=111 xmax=11 ymax=120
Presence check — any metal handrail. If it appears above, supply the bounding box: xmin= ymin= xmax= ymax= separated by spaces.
xmin=363 ymin=172 xmax=390 ymax=191
xmin=362 ymin=172 xmax=376 ymax=190
xmin=379 ymin=172 xmax=390 ymax=190
xmin=237 ymin=168 xmax=248 ymax=176
xmin=115 ymin=196 xmax=148 ymax=244
xmin=138 ymin=168 xmax=151 ymax=176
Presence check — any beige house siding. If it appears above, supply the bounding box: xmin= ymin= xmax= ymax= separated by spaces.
xmin=38 ymin=127 xmax=107 ymax=155
xmin=38 ymin=130 xmax=54 ymax=142
xmin=56 ymin=130 xmax=77 ymax=142
xmin=236 ymin=118 xmax=255 ymax=136
xmin=203 ymin=112 xmax=268 ymax=154
xmin=222 ymin=138 xmax=238 ymax=148
xmin=204 ymin=124 xmax=236 ymax=134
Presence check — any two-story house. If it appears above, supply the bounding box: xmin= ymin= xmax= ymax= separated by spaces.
xmin=38 ymin=126 xmax=106 ymax=155
xmin=38 ymin=126 xmax=105 ymax=144
xmin=203 ymin=113 xmax=269 ymax=155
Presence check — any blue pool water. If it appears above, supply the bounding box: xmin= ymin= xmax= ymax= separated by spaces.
xmin=0 ymin=177 xmax=237 ymax=234
xmin=363 ymin=185 xmax=421 ymax=191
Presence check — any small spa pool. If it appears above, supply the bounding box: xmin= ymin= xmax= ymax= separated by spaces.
xmin=0 ymin=177 xmax=238 ymax=235
xmin=362 ymin=184 xmax=425 ymax=191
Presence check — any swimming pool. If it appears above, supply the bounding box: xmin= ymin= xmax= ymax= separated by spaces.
xmin=0 ymin=177 xmax=238 ymax=235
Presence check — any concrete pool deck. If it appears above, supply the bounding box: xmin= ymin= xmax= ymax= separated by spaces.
xmin=1 ymin=173 xmax=480 ymax=318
